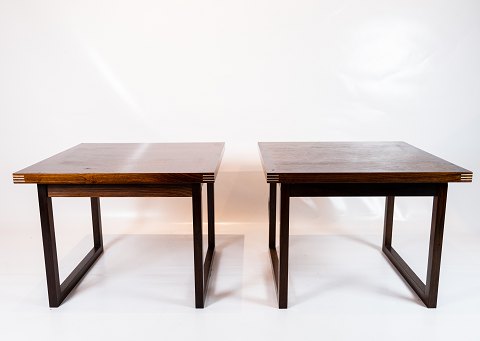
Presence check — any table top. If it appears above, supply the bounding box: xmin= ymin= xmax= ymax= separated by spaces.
xmin=13 ymin=143 xmax=225 ymax=184
xmin=258 ymin=141 xmax=472 ymax=183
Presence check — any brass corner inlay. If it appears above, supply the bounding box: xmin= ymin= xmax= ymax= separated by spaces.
xmin=203 ymin=174 xmax=215 ymax=183
xmin=13 ymin=175 xmax=25 ymax=183
xmin=460 ymin=173 xmax=473 ymax=182
xmin=267 ymin=174 xmax=279 ymax=183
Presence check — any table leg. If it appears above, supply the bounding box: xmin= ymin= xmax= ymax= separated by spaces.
xmin=268 ymin=184 xmax=280 ymax=301
xmin=37 ymin=185 xmax=104 ymax=307
xmin=268 ymin=183 xmax=291 ymax=308
xmin=191 ymin=183 xmax=217 ymax=308
xmin=383 ymin=196 xmax=395 ymax=249
xmin=278 ymin=184 xmax=290 ymax=309
xmin=269 ymin=183 xmax=277 ymax=249
xmin=91 ymin=197 xmax=103 ymax=249
xmin=425 ymin=183 xmax=448 ymax=307
xmin=203 ymin=183 xmax=216 ymax=299
xmin=38 ymin=185 xmax=61 ymax=307
xmin=382 ymin=184 xmax=448 ymax=308
xmin=192 ymin=183 xmax=204 ymax=308
xmin=207 ymin=183 xmax=215 ymax=249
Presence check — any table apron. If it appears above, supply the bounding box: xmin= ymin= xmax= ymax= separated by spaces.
xmin=287 ymin=183 xmax=443 ymax=197
xmin=47 ymin=184 xmax=194 ymax=197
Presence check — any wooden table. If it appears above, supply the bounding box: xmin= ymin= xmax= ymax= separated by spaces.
xmin=13 ymin=143 xmax=225 ymax=308
xmin=258 ymin=141 xmax=472 ymax=309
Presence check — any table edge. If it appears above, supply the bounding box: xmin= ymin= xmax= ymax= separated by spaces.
xmin=261 ymin=171 xmax=473 ymax=183
xmin=13 ymin=142 xmax=226 ymax=185
xmin=258 ymin=141 xmax=473 ymax=184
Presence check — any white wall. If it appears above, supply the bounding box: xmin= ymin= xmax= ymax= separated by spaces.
xmin=1 ymin=1 xmax=479 ymax=230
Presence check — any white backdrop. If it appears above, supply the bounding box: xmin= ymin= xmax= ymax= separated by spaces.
xmin=1 ymin=0 xmax=479 ymax=230
xmin=1 ymin=2 xmax=480 ymax=340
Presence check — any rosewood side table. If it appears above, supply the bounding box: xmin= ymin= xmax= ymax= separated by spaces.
xmin=258 ymin=141 xmax=473 ymax=309
xmin=13 ymin=143 xmax=224 ymax=308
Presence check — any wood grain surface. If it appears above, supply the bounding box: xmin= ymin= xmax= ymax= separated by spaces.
xmin=258 ymin=141 xmax=472 ymax=183
xmin=13 ymin=143 xmax=225 ymax=184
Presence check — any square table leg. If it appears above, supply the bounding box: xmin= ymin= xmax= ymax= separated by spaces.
xmin=192 ymin=183 xmax=204 ymax=308
xmin=37 ymin=185 xmax=104 ymax=307
xmin=382 ymin=184 xmax=448 ymax=308
xmin=204 ymin=183 xmax=216 ymax=291
xmin=425 ymin=184 xmax=448 ymax=307
xmin=192 ymin=183 xmax=216 ymax=308
xmin=269 ymin=183 xmax=277 ymax=249
xmin=278 ymin=184 xmax=291 ymax=309
xmin=268 ymin=183 xmax=291 ymax=309
xmin=383 ymin=196 xmax=395 ymax=249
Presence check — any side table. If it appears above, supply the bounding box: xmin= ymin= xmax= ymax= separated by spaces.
xmin=259 ymin=141 xmax=472 ymax=308
xmin=13 ymin=143 xmax=224 ymax=308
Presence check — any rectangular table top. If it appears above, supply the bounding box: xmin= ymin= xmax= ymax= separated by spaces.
xmin=258 ymin=141 xmax=472 ymax=183
xmin=13 ymin=143 xmax=225 ymax=184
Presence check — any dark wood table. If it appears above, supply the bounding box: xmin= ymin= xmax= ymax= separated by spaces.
xmin=13 ymin=143 xmax=225 ymax=308
xmin=258 ymin=141 xmax=473 ymax=309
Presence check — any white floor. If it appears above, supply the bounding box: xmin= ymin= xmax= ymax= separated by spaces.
xmin=1 ymin=196 xmax=480 ymax=341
